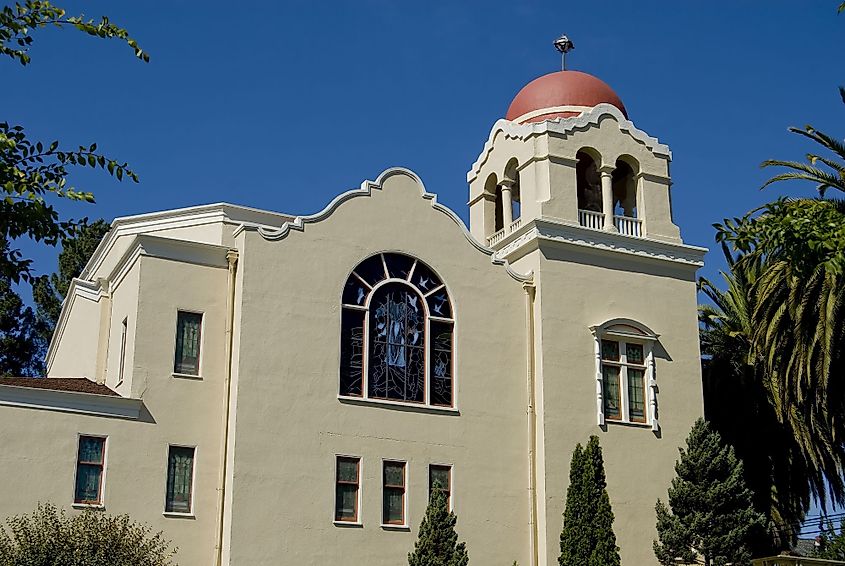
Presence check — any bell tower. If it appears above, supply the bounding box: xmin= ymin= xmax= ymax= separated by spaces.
xmin=467 ymin=63 xmax=683 ymax=249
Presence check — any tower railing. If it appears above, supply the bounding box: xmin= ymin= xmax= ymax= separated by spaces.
xmin=578 ymin=209 xmax=605 ymax=230
xmin=613 ymin=215 xmax=642 ymax=237
xmin=486 ymin=217 xmax=524 ymax=247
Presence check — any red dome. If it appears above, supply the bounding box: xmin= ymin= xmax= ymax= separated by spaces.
xmin=505 ymin=70 xmax=627 ymax=123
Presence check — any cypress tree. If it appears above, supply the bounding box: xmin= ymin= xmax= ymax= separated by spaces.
xmin=560 ymin=436 xmax=621 ymax=566
xmin=653 ymin=418 xmax=765 ymax=566
xmin=408 ymin=485 xmax=469 ymax=566
xmin=584 ymin=436 xmax=621 ymax=566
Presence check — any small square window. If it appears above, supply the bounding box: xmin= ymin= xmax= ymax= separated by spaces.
xmin=75 ymin=436 xmax=106 ymax=505
xmin=174 ymin=312 xmax=202 ymax=376
xmin=335 ymin=456 xmax=360 ymax=522
xmin=382 ymin=461 xmax=406 ymax=525
xmin=165 ymin=446 xmax=195 ymax=514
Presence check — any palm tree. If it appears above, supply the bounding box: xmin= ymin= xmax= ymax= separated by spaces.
xmin=700 ymin=245 xmax=811 ymax=552
xmin=761 ymin=88 xmax=845 ymax=196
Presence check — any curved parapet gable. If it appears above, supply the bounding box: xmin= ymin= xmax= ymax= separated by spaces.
xmin=235 ymin=167 xmax=533 ymax=283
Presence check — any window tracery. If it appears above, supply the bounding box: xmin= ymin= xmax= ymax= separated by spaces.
xmin=340 ymin=253 xmax=455 ymax=407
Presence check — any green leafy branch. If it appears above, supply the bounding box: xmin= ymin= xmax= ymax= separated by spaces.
xmin=0 ymin=1 xmax=149 ymax=65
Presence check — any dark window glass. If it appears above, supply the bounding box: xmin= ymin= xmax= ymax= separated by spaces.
xmin=628 ymin=368 xmax=646 ymax=422
xmin=335 ymin=457 xmax=360 ymax=522
xmin=625 ymin=343 xmax=644 ymax=365
xmin=354 ymin=255 xmax=387 ymax=287
xmin=601 ymin=340 xmax=619 ymax=362
xmin=430 ymin=320 xmax=453 ymax=407
xmin=429 ymin=464 xmax=451 ymax=508
xmin=368 ymin=284 xmax=425 ymax=403
xmin=342 ymin=276 xmax=369 ymax=306
xmin=75 ymin=436 xmax=105 ymax=504
xmin=384 ymin=254 xmax=415 ymax=280
xmin=602 ymin=365 xmax=621 ymax=420
xmin=410 ymin=261 xmax=441 ymax=294
xmin=165 ymin=446 xmax=195 ymax=513
xmin=426 ymin=290 xmax=452 ymax=318
xmin=174 ymin=311 xmax=202 ymax=375
xmin=339 ymin=309 xmax=365 ymax=396
xmin=383 ymin=461 xmax=406 ymax=525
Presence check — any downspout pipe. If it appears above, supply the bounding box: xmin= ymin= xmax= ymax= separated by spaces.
xmin=524 ymin=281 xmax=539 ymax=566
xmin=215 ymin=250 xmax=238 ymax=566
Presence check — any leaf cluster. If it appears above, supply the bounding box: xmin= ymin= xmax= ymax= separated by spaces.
xmin=0 ymin=502 xmax=177 ymax=565
xmin=408 ymin=487 xmax=469 ymax=566
xmin=814 ymin=518 xmax=845 ymax=560
xmin=654 ymin=419 xmax=765 ymax=566
xmin=559 ymin=436 xmax=620 ymax=566
xmin=0 ymin=1 xmax=148 ymax=66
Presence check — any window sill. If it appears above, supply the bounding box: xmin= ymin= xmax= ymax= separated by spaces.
xmin=162 ymin=512 xmax=195 ymax=519
xmin=72 ymin=503 xmax=104 ymax=510
xmin=605 ymin=419 xmax=652 ymax=429
xmin=333 ymin=520 xmax=363 ymax=528
xmin=381 ymin=523 xmax=410 ymax=531
xmin=171 ymin=372 xmax=202 ymax=380
xmin=338 ymin=395 xmax=459 ymax=415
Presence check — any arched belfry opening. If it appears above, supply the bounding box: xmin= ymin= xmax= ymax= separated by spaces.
xmin=501 ymin=158 xmax=521 ymax=228
xmin=485 ymin=173 xmax=503 ymax=233
xmin=576 ymin=150 xmax=604 ymax=229
xmin=611 ymin=157 xmax=641 ymax=236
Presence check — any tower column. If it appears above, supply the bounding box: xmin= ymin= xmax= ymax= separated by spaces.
xmin=600 ymin=167 xmax=617 ymax=232
xmin=499 ymin=180 xmax=514 ymax=229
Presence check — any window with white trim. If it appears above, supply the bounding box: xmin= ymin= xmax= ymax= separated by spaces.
xmin=592 ymin=321 xmax=658 ymax=430
xmin=74 ymin=435 xmax=106 ymax=505
xmin=339 ymin=253 xmax=454 ymax=407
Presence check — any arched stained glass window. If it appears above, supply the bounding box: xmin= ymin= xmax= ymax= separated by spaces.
xmin=339 ymin=253 xmax=455 ymax=407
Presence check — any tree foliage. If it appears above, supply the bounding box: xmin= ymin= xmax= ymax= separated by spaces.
xmin=32 ymin=218 xmax=109 ymax=337
xmin=814 ymin=517 xmax=845 ymax=560
xmin=408 ymin=486 xmax=469 ymax=566
xmin=1 ymin=1 xmax=145 ymax=284
xmin=559 ymin=436 xmax=620 ymax=566
xmin=0 ymin=271 xmax=42 ymax=376
xmin=700 ymin=244 xmax=815 ymax=550
xmin=0 ymin=502 xmax=177 ymax=566
xmin=654 ymin=419 xmax=765 ymax=566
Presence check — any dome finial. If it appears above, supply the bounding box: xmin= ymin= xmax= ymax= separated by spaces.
xmin=553 ymin=34 xmax=575 ymax=70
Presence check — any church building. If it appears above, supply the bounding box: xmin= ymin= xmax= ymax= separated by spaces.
xmin=0 ymin=60 xmax=706 ymax=565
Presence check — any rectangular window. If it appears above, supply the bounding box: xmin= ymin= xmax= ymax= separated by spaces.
xmin=117 ymin=317 xmax=127 ymax=385
xmin=601 ymin=338 xmax=649 ymax=424
xmin=165 ymin=446 xmax=195 ymax=514
xmin=429 ymin=464 xmax=452 ymax=509
xmin=174 ymin=311 xmax=202 ymax=376
xmin=75 ymin=436 xmax=105 ymax=505
xmin=335 ymin=456 xmax=360 ymax=522
xmin=382 ymin=461 xmax=406 ymax=525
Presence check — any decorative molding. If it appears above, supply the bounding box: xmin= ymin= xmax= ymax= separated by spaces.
xmin=0 ymin=384 xmax=144 ymax=420
xmin=494 ymin=218 xmax=707 ymax=267
xmin=81 ymin=203 xmax=292 ymax=280
xmin=468 ymin=104 xmax=671 ymax=183
xmin=510 ymin=105 xmax=593 ymax=124
xmin=238 ymin=167 xmax=534 ymax=283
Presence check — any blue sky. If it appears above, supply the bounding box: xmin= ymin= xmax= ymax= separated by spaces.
xmin=4 ymin=0 xmax=844 ymax=524
xmin=5 ymin=1 xmax=843 ymax=283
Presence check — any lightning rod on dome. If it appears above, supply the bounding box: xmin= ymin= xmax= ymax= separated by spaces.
xmin=553 ymin=34 xmax=574 ymax=70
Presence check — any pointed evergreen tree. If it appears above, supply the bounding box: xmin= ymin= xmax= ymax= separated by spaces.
xmin=560 ymin=442 xmax=589 ymax=565
xmin=654 ymin=418 xmax=765 ymax=566
xmin=584 ymin=436 xmax=620 ymax=566
xmin=560 ymin=436 xmax=621 ymax=566
xmin=408 ymin=485 xmax=469 ymax=566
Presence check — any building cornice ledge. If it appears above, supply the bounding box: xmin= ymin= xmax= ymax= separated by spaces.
xmin=495 ymin=218 xmax=707 ymax=267
xmin=236 ymin=167 xmax=534 ymax=283
xmin=468 ymin=104 xmax=671 ymax=183
xmin=0 ymin=385 xmax=144 ymax=420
